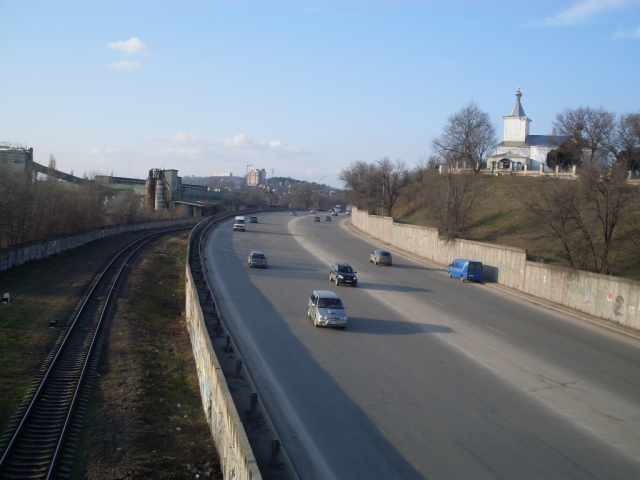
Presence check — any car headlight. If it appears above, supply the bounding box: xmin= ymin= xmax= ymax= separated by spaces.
xmin=338 ymin=275 xmax=343 ymax=279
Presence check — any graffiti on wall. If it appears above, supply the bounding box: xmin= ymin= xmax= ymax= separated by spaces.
xmin=613 ymin=295 xmax=625 ymax=317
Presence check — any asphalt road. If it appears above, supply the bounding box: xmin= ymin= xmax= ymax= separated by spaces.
xmin=203 ymin=211 xmax=640 ymax=480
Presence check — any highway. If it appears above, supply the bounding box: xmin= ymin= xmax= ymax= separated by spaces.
xmin=203 ymin=211 xmax=640 ymax=479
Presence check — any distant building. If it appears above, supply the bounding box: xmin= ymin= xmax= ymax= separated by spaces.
xmin=214 ymin=172 xmax=233 ymax=177
xmin=0 ymin=142 xmax=33 ymax=176
xmin=488 ymin=89 xmax=569 ymax=171
xmin=246 ymin=168 xmax=267 ymax=186
xmin=95 ymin=168 xmax=236 ymax=216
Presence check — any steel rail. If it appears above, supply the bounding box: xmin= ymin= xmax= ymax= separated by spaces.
xmin=0 ymin=227 xmax=187 ymax=479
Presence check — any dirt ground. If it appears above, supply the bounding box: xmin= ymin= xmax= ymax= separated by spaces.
xmin=75 ymin=233 xmax=221 ymax=479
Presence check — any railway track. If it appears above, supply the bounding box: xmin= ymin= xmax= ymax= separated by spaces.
xmin=0 ymin=228 xmax=185 ymax=479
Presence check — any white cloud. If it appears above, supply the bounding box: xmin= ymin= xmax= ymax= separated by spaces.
xmin=615 ymin=25 xmax=640 ymax=37
xmin=107 ymin=37 xmax=150 ymax=55
xmin=220 ymin=134 xmax=301 ymax=154
xmin=106 ymin=60 xmax=142 ymax=70
xmin=222 ymin=133 xmax=253 ymax=148
xmin=532 ymin=0 xmax=628 ymax=27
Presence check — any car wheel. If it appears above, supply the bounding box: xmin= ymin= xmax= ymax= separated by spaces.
xmin=449 ymin=273 xmax=453 ymax=278
xmin=352 ymin=282 xmax=357 ymax=287
xmin=329 ymin=273 xmax=333 ymax=282
xmin=369 ymin=258 xmax=373 ymax=263
xmin=314 ymin=315 xmax=320 ymax=327
xmin=461 ymin=276 xmax=465 ymax=282
xmin=375 ymin=260 xmax=378 ymax=265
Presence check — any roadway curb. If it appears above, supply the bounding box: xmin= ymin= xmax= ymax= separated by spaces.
xmin=343 ymin=220 xmax=640 ymax=342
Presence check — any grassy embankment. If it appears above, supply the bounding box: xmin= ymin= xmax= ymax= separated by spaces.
xmin=394 ymin=175 xmax=640 ymax=280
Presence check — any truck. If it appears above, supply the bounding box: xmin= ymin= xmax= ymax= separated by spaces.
xmin=233 ymin=216 xmax=246 ymax=231
xmin=334 ymin=205 xmax=342 ymax=213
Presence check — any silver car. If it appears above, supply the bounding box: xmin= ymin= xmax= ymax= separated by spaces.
xmin=247 ymin=251 xmax=268 ymax=268
xmin=307 ymin=290 xmax=347 ymax=328
xmin=370 ymin=249 xmax=392 ymax=266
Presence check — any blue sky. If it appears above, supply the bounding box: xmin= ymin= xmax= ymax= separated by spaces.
xmin=1 ymin=0 xmax=639 ymax=188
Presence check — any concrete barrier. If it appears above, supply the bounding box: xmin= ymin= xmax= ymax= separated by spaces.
xmin=523 ymin=262 xmax=640 ymax=331
xmin=350 ymin=207 xmax=640 ymax=331
xmin=185 ymin=257 xmax=261 ymax=480
xmin=0 ymin=217 xmax=201 ymax=272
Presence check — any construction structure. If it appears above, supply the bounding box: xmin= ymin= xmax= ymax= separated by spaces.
xmin=246 ymin=168 xmax=267 ymax=186
xmin=96 ymin=169 xmax=232 ymax=216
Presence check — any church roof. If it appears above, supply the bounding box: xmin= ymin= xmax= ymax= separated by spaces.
xmin=507 ymin=88 xmax=526 ymax=117
xmin=496 ymin=134 xmax=568 ymax=148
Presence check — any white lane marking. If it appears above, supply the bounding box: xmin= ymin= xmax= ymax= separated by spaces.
xmin=486 ymin=325 xmax=508 ymax=336
xmin=431 ymin=299 xmax=446 ymax=307
xmin=403 ymin=323 xmax=415 ymax=331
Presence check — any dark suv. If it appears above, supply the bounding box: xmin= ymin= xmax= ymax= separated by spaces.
xmin=329 ymin=263 xmax=358 ymax=287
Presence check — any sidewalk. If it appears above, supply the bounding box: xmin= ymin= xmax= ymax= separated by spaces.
xmin=345 ymin=220 xmax=640 ymax=341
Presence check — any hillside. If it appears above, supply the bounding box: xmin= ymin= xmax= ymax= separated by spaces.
xmin=393 ymin=175 xmax=640 ymax=281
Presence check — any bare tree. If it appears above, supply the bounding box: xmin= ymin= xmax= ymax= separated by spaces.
xmin=422 ymin=166 xmax=485 ymax=239
xmin=339 ymin=160 xmax=380 ymax=214
xmin=432 ymin=102 xmax=497 ymax=174
xmin=290 ymin=182 xmax=316 ymax=210
xmin=602 ymin=113 xmax=640 ymax=172
xmin=375 ymin=157 xmax=410 ymax=217
xmin=552 ymin=107 xmax=615 ymax=165
xmin=524 ymin=163 xmax=635 ymax=274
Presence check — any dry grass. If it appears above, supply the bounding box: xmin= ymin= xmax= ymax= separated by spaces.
xmin=77 ymin=233 xmax=221 ymax=480
xmin=394 ymin=175 xmax=640 ymax=279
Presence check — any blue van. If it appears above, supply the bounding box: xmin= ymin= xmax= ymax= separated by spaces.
xmin=448 ymin=259 xmax=483 ymax=282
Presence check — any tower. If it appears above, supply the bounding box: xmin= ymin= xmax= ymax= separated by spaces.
xmin=503 ymin=87 xmax=531 ymax=143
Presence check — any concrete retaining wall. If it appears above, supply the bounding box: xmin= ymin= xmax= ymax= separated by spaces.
xmin=0 ymin=217 xmax=201 ymax=272
xmin=185 ymin=222 xmax=261 ymax=480
xmin=523 ymin=262 xmax=640 ymax=331
xmin=351 ymin=207 xmax=640 ymax=331
xmin=351 ymin=208 xmax=526 ymax=290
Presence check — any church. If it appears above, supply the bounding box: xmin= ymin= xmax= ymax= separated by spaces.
xmin=487 ymin=88 xmax=568 ymax=171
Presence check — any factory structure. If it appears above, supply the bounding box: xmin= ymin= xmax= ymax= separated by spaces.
xmin=2 ymin=141 xmax=262 ymax=217
xmin=95 ymin=169 xmax=231 ymax=216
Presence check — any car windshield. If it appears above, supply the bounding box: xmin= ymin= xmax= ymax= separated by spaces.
xmin=338 ymin=266 xmax=353 ymax=273
xmin=380 ymin=252 xmax=390 ymax=256
xmin=318 ymin=298 xmax=343 ymax=309
xmin=252 ymin=253 xmax=265 ymax=259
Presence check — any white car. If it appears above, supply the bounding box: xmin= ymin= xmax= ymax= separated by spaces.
xmin=310 ymin=209 xmax=317 ymax=213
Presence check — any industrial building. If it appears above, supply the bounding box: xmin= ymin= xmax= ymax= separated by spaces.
xmin=0 ymin=143 xmax=33 ymax=177
xmin=95 ymin=169 xmax=233 ymax=216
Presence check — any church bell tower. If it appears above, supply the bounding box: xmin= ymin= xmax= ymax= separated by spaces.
xmin=503 ymin=87 xmax=531 ymax=143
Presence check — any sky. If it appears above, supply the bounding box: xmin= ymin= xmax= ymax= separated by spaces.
xmin=1 ymin=0 xmax=640 ymax=188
